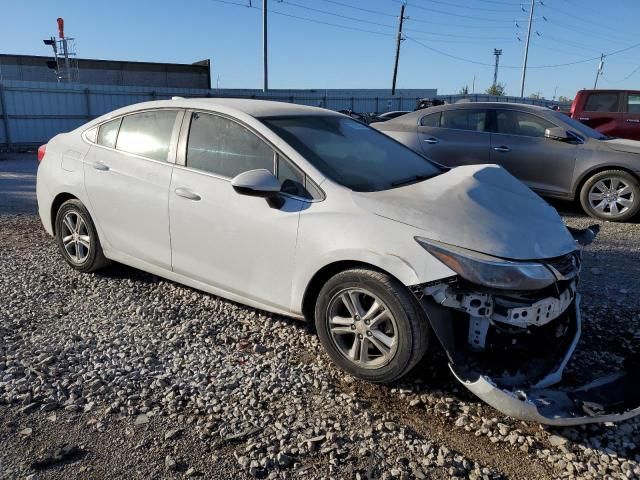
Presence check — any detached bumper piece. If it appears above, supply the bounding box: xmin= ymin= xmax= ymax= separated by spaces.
xmin=419 ymin=290 xmax=640 ymax=425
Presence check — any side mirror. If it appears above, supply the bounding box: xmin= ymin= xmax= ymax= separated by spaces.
xmin=544 ymin=127 xmax=570 ymax=141
xmin=231 ymin=169 xmax=284 ymax=208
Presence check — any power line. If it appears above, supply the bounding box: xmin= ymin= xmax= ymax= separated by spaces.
xmin=603 ymin=65 xmax=640 ymax=83
xmin=539 ymin=2 xmax=636 ymax=40
xmin=406 ymin=36 xmax=640 ymax=70
xmin=280 ymin=0 xmax=519 ymax=39
xmin=212 ymin=0 xmax=640 ymax=71
xmin=394 ymin=0 xmax=532 ymax=23
xmin=413 ymin=0 xmax=522 ymax=13
xmin=211 ymin=0 xmax=395 ymax=36
xmin=317 ymin=0 xmax=396 ymax=18
xmin=279 ymin=1 xmax=396 ymax=29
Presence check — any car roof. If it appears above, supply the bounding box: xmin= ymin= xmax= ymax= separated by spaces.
xmin=109 ymin=98 xmax=341 ymax=119
xmin=383 ymin=102 xmax=552 ymax=125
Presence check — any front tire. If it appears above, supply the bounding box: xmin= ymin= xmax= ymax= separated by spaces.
xmin=315 ymin=268 xmax=430 ymax=384
xmin=579 ymin=170 xmax=640 ymax=222
xmin=55 ymin=199 xmax=109 ymax=273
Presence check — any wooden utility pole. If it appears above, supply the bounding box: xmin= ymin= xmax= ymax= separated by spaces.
xmin=594 ymin=54 xmax=605 ymax=89
xmin=519 ymin=0 xmax=535 ymax=97
xmin=391 ymin=4 xmax=405 ymax=96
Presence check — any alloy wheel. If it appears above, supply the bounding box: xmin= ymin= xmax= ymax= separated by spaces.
xmin=588 ymin=176 xmax=635 ymax=218
xmin=61 ymin=210 xmax=91 ymax=263
xmin=327 ymin=288 xmax=399 ymax=369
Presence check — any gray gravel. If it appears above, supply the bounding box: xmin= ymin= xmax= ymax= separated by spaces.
xmin=0 ymin=164 xmax=639 ymax=478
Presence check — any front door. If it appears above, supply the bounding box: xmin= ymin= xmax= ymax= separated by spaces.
xmin=417 ymin=108 xmax=490 ymax=167
xmin=169 ymin=111 xmax=305 ymax=311
xmin=83 ymin=109 xmax=181 ymax=269
xmin=490 ymin=109 xmax=577 ymax=195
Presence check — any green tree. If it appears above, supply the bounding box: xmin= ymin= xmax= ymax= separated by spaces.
xmin=558 ymin=95 xmax=573 ymax=103
xmin=529 ymin=92 xmax=542 ymax=100
xmin=459 ymin=85 xmax=469 ymax=95
xmin=485 ymin=83 xmax=506 ymax=96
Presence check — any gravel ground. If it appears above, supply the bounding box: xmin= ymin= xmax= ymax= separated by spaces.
xmin=1 ymin=164 xmax=639 ymax=479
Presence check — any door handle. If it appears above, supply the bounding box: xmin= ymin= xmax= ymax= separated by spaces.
xmin=174 ymin=187 xmax=201 ymax=201
xmin=578 ymin=117 xmax=590 ymax=121
xmin=626 ymin=119 xmax=640 ymax=123
xmin=493 ymin=146 xmax=511 ymax=153
xmin=91 ymin=161 xmax=109 ymax=171
xmin=423 ymin=137 xmax=439 ymax=144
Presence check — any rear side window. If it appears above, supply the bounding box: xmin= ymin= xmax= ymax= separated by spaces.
xmin=628 ymin=94 xmax=640 ymax=113
xmin=186 ymin=112 xmax=274 ymax=178
xmin=116 ymin=110 xmax=178 ymax=162
xmin=495 ymin=110 xmax=555 ymax=137
xmin=440 ymin=109 xmax=487 ymax=132
xmin=97 ymin=118 xmax=121 ymax=149
xmin=584 ymin=93 xmax=620 ymax=112
xmin=420 ymin=113 xmax=440 ymax=127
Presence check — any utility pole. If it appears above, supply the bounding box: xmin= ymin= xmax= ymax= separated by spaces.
xmin=493 ymin=49 xmax=502 ymax=86
xmin=263 ymin=0 xmax=268 ymax=92
xmin=594 ymin=53 xmax=605 ymax=89
xmin=519 ymin=0 xmax=535 ymax=97
xmin=391 ymin=3 xmax=405 ymax=96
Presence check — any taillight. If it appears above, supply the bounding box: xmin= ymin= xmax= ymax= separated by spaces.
xmin=37 ymin=144 xmax=47 ymax=163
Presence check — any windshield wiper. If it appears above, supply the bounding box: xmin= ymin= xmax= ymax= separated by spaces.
xmin=391 ymin=174 xmax=432 ymax=187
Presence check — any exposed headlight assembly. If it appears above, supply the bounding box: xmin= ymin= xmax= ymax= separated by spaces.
xmin=415 ymin=237 xmax=558 ymax=290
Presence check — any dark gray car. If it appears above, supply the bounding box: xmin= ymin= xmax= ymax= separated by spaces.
xmin=373 ymin=102 xmax=640 ymax=221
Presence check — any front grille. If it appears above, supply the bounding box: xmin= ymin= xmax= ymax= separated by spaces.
xmin=543 ymin=251 xmax=581 ymax=280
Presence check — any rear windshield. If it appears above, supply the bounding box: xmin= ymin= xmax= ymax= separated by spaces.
xmin=260 ymin=115 xmax=441 ymax=192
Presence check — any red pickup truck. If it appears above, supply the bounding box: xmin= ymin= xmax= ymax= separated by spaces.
xmin=570 ymin=89 xmax=640 ymax=140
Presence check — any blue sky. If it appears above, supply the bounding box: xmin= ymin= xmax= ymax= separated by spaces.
xmin=2 ymin=0 xmax=639 ymax=99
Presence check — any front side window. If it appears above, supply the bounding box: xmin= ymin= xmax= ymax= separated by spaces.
xmin=186 ymin=112 xmax=274 ymax=178
xmin=584 ymin=92 xmax=620 ymax=112
xmin=261 ymin=115 xmax=441 ymax=192
xmin=439 ymin=109 xmax=487 ymax=132
xmin=628 ymin=94 xmax=640 ymax=114
xmin=495 ymin=110 xmax=555 ymax=137
xmin=97 ymin=118 xmax=121 ymax=149
xmin=116 ymin=110 xmax=178 ymax=162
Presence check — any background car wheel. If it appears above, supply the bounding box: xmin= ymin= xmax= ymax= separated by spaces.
xmin=579 ymin=170 xmax=640 ymax=222
xmin=55 ymin=199 xmax=109 ymax=273
xmin=314 ymin=268 xmax=430 ymax=384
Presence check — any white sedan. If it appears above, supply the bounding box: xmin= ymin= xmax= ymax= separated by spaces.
xmin=36 ymin=98 xmax=639 ymax=425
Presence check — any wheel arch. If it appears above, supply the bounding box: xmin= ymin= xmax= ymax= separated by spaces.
xmin=572 ymin=165 xmax=640 ymax=201
xmin=50 ymin=192 xmax=79 ymax=234
xmin=301 ymin=260 xmax=406 ymax=322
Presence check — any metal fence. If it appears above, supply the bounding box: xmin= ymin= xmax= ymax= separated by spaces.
xmin=0 ymin=80 xmax=568 ymax=151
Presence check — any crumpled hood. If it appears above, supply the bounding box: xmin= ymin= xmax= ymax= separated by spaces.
xmin=603 ymin=138 xmax=640 ymax=155
xmin=352 ymin=164 xmax=576 ymax=260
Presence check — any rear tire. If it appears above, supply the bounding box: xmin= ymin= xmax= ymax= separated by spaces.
xmin=314 ymin=268 xmax=430 ymax=384
xmin=579 ymin=170 xmax=640 ymax=222
xmin=55 ymin=199 xmax=109 ymax=273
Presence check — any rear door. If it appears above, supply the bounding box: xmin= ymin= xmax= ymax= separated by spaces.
xmin=417 ymin=108 xmax=490 ymax=167
xmin=490 ymin=108 xmax=577 ymax=195
xmin=622 ymin=92 xmax=640 ymax=140
xmin=577 ymin=91 xmax=624 ymax=137
xmin=83 ymin=109 xmax=182 ymax=269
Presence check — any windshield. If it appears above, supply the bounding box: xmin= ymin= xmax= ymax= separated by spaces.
xmin=553 ymin=111 xmax=610 ymax=140
xmin=260 ymin=115 xmax=441 ymax=192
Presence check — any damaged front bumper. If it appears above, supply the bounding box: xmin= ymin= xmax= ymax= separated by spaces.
xmin=417 ymin=285 xmax=640 ymax=426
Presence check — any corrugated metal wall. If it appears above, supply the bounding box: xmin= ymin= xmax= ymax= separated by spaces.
xmin=0 ymin=81 xmax=564 ymax=150
xmin=0 ymin=81 xmax=438 ymax=149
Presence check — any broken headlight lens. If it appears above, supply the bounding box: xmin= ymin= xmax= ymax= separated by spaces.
xmin=415 ymin=237 xmax=557 ymax=290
